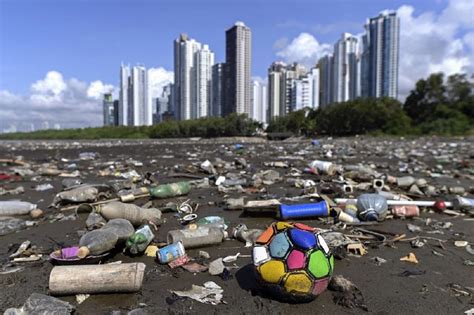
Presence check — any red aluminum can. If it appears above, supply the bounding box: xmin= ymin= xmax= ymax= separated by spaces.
xmin=391 ymin=205 xmax=420 ymax=217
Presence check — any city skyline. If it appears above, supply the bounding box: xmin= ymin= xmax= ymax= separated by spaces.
xmin=1 ymin=0 xmax=473 ymax=131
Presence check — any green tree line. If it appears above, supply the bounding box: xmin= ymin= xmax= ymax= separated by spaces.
xmin=267 ymin=72 xmax=474 ymax=136
xmin=1 ymin=72 xmax=472 ymax=140
xmin=0 ymin=113 xmax=261 ymax=140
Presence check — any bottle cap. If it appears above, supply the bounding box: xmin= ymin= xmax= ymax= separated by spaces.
xmin=77 ymin=246 xmax=90 ymax=258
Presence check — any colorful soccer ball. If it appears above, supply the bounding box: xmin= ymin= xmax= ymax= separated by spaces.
xmin=252 ymin=222 xmax=334 ymax=302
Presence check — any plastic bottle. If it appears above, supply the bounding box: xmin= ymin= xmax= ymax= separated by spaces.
xmin=149 ymin=182 xmax=191 ymax=199
xmin=126 ymin=225 xmax=155 ymax=255
xmin=78 ymin=229 xmax=118 ymax=258
xmin=356 ymin=193 xmax=388 ymax=221
xmin=167 ymin=227 xmax=227 ymax=249
xmin=0 ymin=200 xmax=36 ymax=216
xmin=52 ymin=186 xmax=98 ymax=207
xmin=279 ymin=201 xmax=330 ymax=219
xmin=96 ymin=202 xmax=162 ymax=226
xmin=102 ymin=218 xmax=135 ymax=243
xmin=232 ymin=224 xmax=263 ymax=246
xmin=85 ymin=212 xmax=106 ymax=230
xmin=308 ymin=160 xmax=336 ymax=176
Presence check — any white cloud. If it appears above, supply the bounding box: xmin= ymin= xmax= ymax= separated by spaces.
xmin=274 ymin=0 xmax=473 ymax=101
xmin=0 ymin=71 xmax=116 ymax=132
xmin=148 ymin=67 xmax=174 ymax=99
xmin=275 ymin=33 xmax=332 ymax=68
xmin=397 ymin=1 xmax=473 ymax=99
xmin=87 ymin=80 xmax=115 ymax=100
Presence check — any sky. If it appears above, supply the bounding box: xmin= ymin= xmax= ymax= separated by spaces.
xmin=0 ymin=0 xmax=473 ymax=131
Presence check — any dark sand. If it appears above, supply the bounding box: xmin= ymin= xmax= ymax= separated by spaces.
xmin=0 ymin=137 xmax=473 ymax=314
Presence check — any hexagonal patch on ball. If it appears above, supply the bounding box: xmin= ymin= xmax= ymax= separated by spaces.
xmin=288 ymin=228 xmax=316 ymax=250
xmin=276 ymin=221 xmax=292 ymax=231
xmin=312 ymin=277 xmax=329 ymax=296
xmin=308 ymin=250 xmax=330 ymax=279
xmin=259 ymin=260 xmax=286 ymax=284
xmin=269 ymin=232 xmax=291 ymax=258
xmin=286 ymin=249 xmax=306 ymax=270
xmin=284 ymin=271 xmax=313 ymax=294
xmin=256 ymin=225 xmax=275 ymax=244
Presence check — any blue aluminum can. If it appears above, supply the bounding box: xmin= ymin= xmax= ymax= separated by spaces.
xmin=156 ymin=241 xmax=185 ymax=264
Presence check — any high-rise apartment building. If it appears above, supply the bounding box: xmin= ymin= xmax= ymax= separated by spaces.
xmin=333 ymin=33 xmax=359 ymax=102
xmin=174 ymin=34 xmax=202 ymax=120
xmin=361 ymin=12 xmax=400 ymax=98
xmin=119 ymin=64 xmax=130 ymax=125
xmin=195 ymin=44 xmax=214 ymax=118
xmin=129 ymin=66 xmax=152 ymax=126
xmin=103 ymin=93 xmax=116 ymax=126
xmin=211 ymin=63 xmax=225 ymax=117
xmin=251 ymin=81 xmax=267 ymax=124
xmin=267 ymin=62 xmax=286 ymax=121
xmin=318 ymin=55 xmax=334 ymax=108
xmin=224 ymin=21 xmax=252 ymax=116
xmin=174 ymin=34 xmax=214 ymax=120
xmin=267 ymin=62 xmax=307 ymax=120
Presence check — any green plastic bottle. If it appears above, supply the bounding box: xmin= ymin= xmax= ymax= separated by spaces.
xmin=149 ymin=182 xmax=191 ymax=199
xmin=126 ymin=225 xmax=154 ymax=255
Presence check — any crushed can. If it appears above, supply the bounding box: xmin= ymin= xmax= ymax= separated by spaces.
xmin=391 ymin=205 xmax=420 ymax=218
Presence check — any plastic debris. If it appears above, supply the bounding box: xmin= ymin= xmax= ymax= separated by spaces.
xmin=400 ymin=253 xmax=419 ymax=264
xmin=171 ymin=281 xmax=224 ymax=305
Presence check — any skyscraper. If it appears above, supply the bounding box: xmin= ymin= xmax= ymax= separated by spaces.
xmin=174 ymin=34 xmax=202 ymax=120
xmin=224 ymin=21 xmax=252 ymax=116
xmin=195 ymin=44 xmax=214 ymax=118
xmin=103 ymin=93 xmax=115 ymax=126
xmin=333 ymin=33 xmax=359 ymax=102
xmin=361 ymin=12 xmax=400 ymax=98
xmin=318 ymin=55 xmax=334 ymax=108
xmin=119 ymin=64 xmax=130 ymax=125
xmin=211 ymin=63 xmax=225 ymax=117
xmin=174 ymin=34 xmax=214 ymax=120
xmin=129 ymin=66 xmax=152 ymax=126
xmin=267 ymin=61 xmax=286 ymax=121
xmin=252 ymin=80 xmax=267 ymax=124
xmin=307 ymin=67 xmax=320 ymax=110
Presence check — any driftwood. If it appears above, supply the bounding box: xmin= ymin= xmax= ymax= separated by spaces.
xmin=49 ymin=263 xmax=145 ymax=295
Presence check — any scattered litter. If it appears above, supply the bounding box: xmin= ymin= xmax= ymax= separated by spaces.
xmin=400 ymin=253 xmax=419 ymax=264
xmin=76 ymin=294 xmax=90 ymax=305
xmin=171 ymin=281 xmax=224 ymax=305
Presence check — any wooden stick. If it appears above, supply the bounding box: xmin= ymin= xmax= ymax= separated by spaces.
xmin=49 ymin=263 xmax=145 ymax=295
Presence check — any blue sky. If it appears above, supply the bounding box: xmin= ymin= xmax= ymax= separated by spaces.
xmin=0 ymin=0 xmax=450 ymax=93
xmin=1 ymin=0 xmax=473 ymax=131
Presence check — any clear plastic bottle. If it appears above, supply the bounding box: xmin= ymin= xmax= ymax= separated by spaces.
xmin=126 ymin=225 xmax=155 ymax=255
xmin=97 ymin=202 xmax=162 ymax=226
xmin=0 ymin=200 xmax=36 ymax=216
xmin=102 ymin=218 xmax=135 ymax=243
xmin=356 ymin=193 xmax=388 ymax=221
xmin=167 ymin=227 xmax=227 ymax=249
xmin=78 ymin=229 xmax=118 ymax=258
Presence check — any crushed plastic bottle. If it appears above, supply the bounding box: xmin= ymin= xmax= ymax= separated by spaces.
xmin=356 ymin=193 xmax=389 ymax=221
xmin=0 ymin=217 xmax=35 ymax=236
xmin=78 ymin=229 xmax=118 ymax=258
xmin=126 ymin=225 xmax=154 ymax=255
xmin=102 ymin=218 xmax=135 ymax=243
xmin=232 ymin=224 xmax=263 ymax=246
xmin=96 ymin=202 xmax=162 ymax=226
xmin=149 ymin=182 xmax=191 ymax=199
xmin=85 ymin=212 xmax=106 ymax=230
xmin=0 ymin=200 xmax=36 ymax=216
xmin=52 ymin=185 xmax=99 ymax=207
